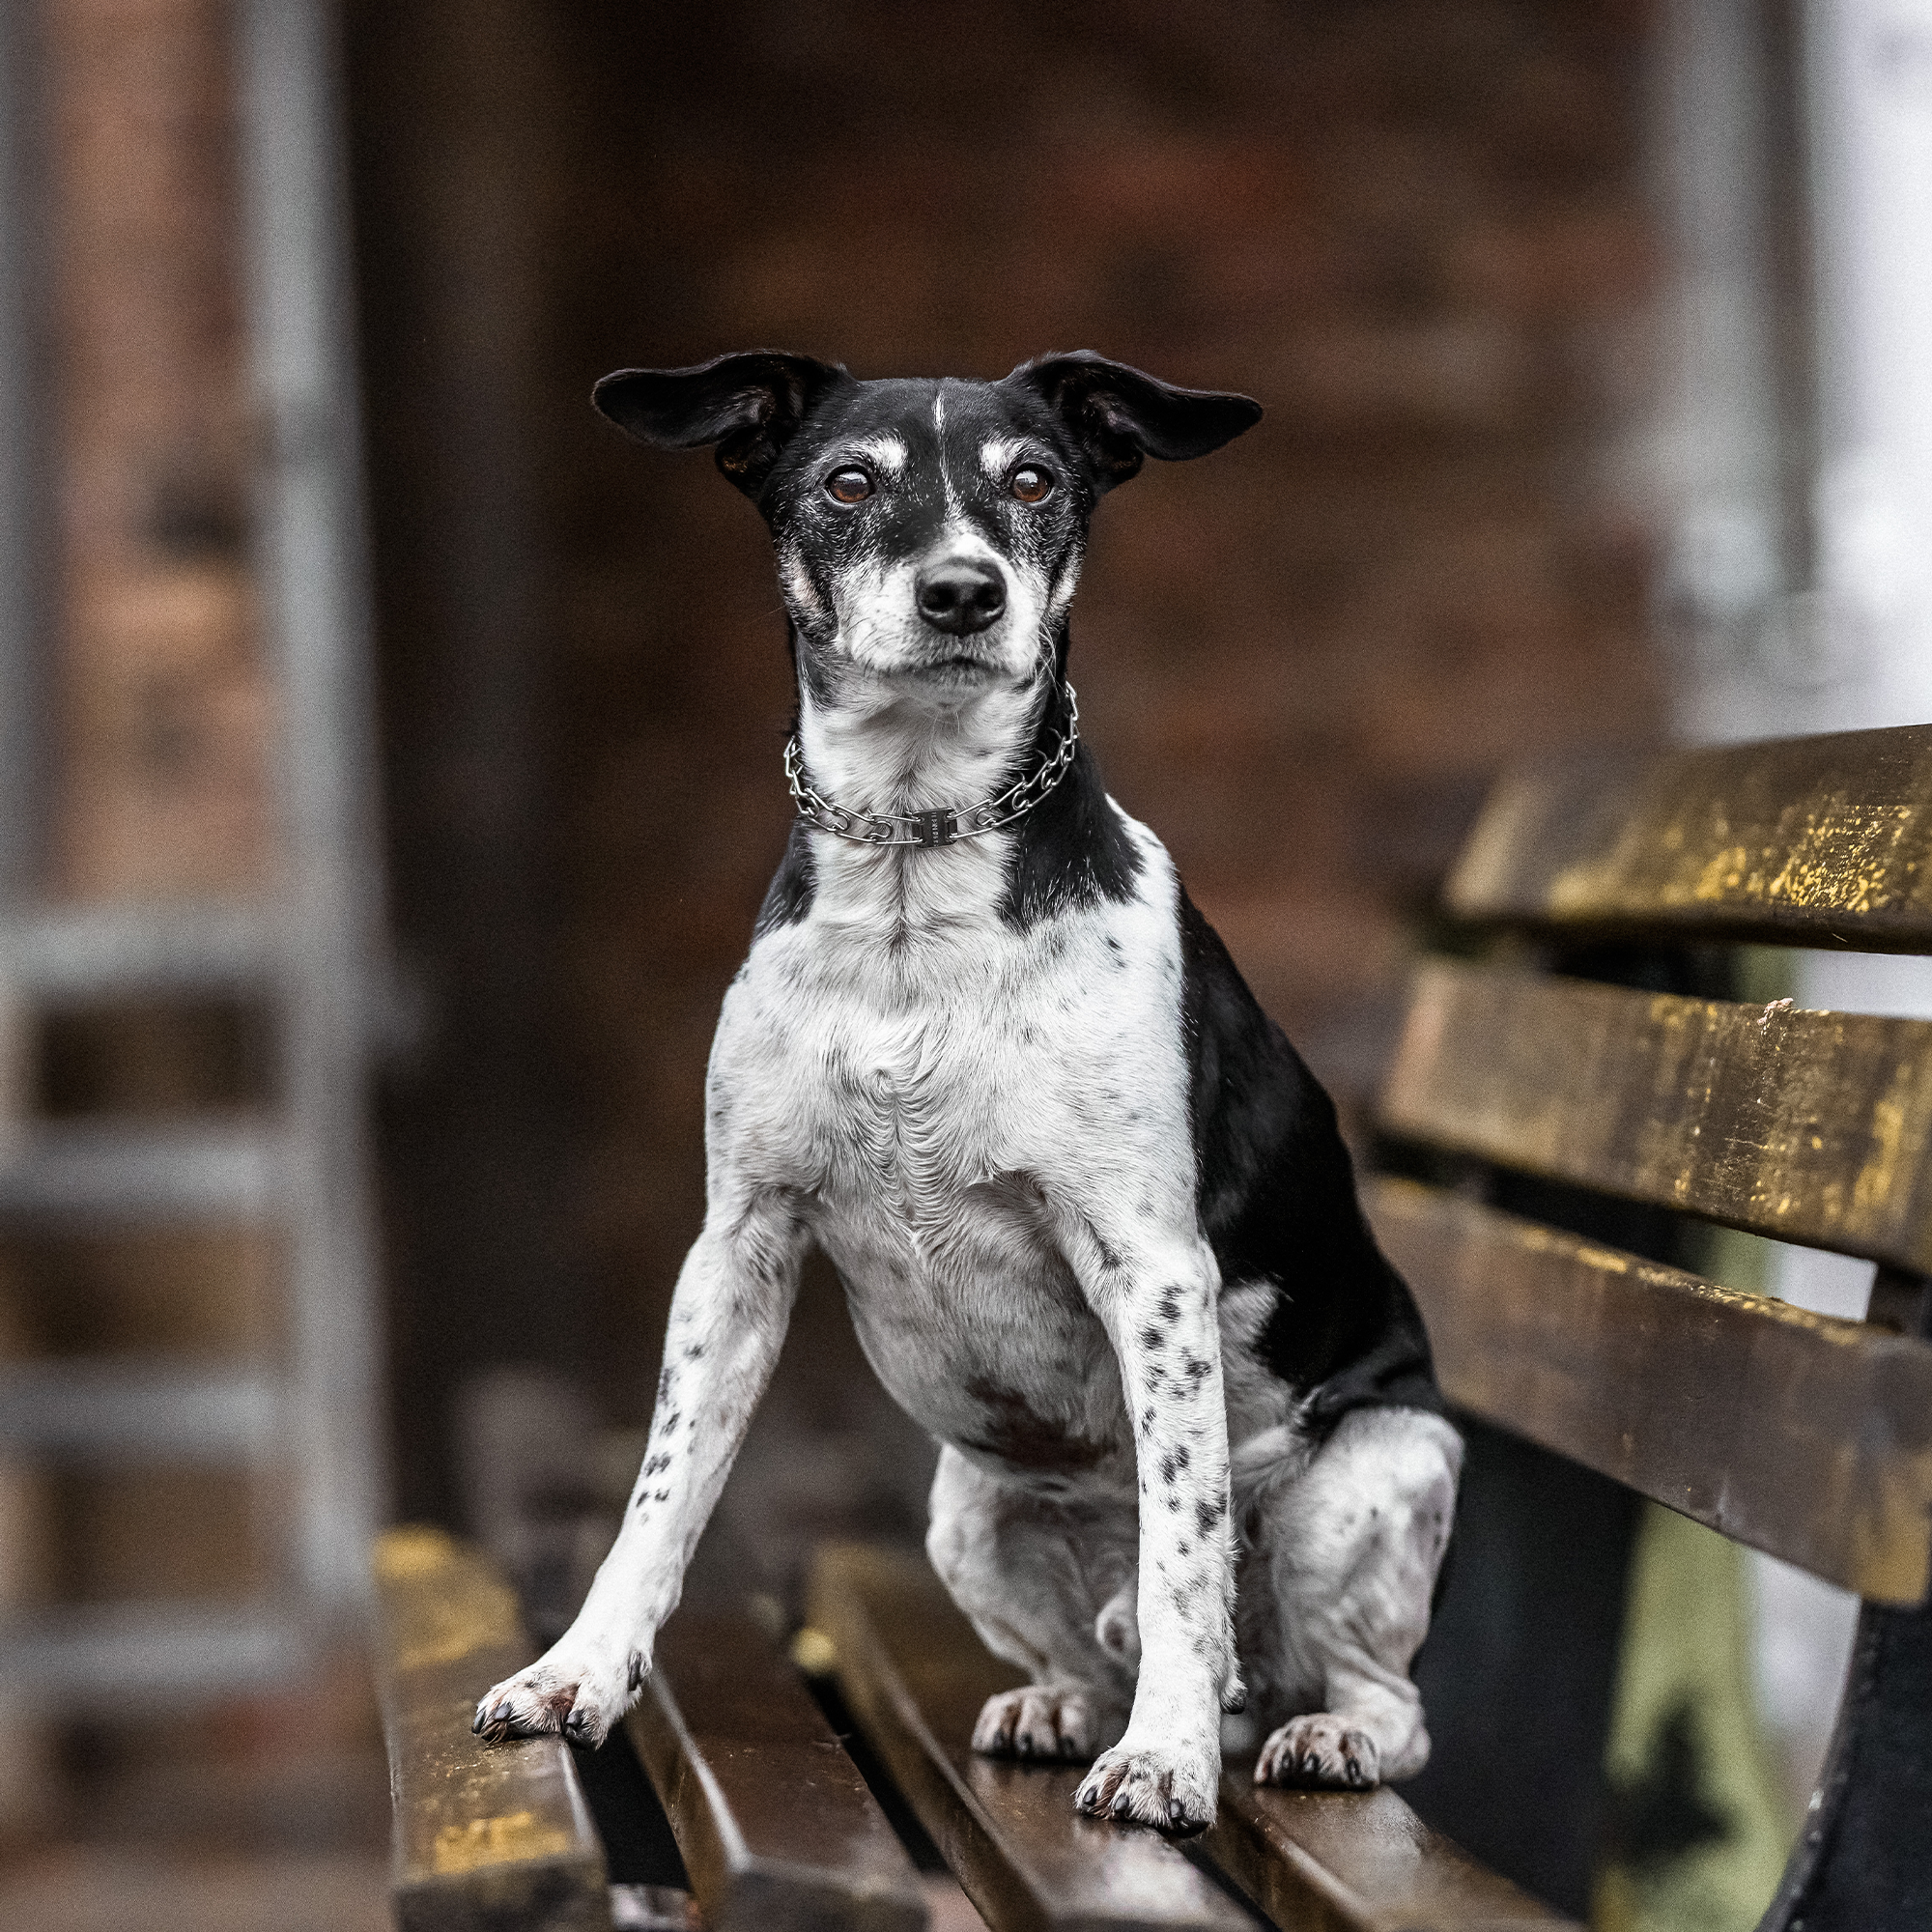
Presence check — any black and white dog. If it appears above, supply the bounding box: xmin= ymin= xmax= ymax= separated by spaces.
xmin=475 ymin=351 xmax=1461 ymax=1832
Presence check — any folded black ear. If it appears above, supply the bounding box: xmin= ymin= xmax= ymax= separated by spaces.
xmin=1004 ymin=351 xmax=1262 ymax=494
xmin=592 ymin=351 xmax=849 ymax=497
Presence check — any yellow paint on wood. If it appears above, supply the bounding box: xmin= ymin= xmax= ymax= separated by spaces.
xmin=431 ymin=1809 xmax=574 ymax=1874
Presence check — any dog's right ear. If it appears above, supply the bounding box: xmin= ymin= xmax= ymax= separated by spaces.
xmin=592 ymin=351 xmax=849 ymax=498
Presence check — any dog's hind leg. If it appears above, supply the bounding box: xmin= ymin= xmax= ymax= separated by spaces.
xmin=1240 ymin=1405 xmax=1461 ymax=1790
xmin=926 ymin=1445 xmax=1138 ymax=1763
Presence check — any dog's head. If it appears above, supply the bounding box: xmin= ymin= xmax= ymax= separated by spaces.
xmin=592 ymin=352 xmax=1260 ymax=703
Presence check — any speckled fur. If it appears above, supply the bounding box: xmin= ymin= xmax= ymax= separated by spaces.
xmin=474 ymin=354 xmax=1460 ymax=1833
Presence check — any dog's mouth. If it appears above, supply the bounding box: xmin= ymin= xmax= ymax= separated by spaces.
xmin=906 ymin=649 xmax=998 ymax=682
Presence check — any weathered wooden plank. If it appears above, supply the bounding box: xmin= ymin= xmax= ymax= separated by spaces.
xmin=1205 ymin=1780 xmax=1573 ymax=1932
xmin=808 ymin=1543 xmax=1254 ymax=1932
xmin=1444 ymin=724 xmax=1932 ymax=949
xmin=624 ymin=1610 xmax=927 ymax=1932
xmin=372 ymin=1524 xmax=611 ymax=1932
xmin=1365 ymin=1177 xmax=1932 ymax=1604
xmin=1380 ymin=957 xmax=1932 ymax=1274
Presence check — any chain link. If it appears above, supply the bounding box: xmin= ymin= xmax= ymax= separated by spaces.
xmin=784 ymin=684 xmax=1081 ymax=847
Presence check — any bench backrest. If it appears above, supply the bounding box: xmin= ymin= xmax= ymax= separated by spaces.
xmin=1369 ymin=721 xmax=1932 ymax=1932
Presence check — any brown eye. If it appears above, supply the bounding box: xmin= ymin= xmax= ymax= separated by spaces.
xmin=1009 ymin=466 xmax=1053 ymax=504
xmin=826 ymin=467 xmax=872 ymax=504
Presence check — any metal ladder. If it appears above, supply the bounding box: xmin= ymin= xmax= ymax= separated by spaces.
xmin=0 ymin=1 xmax=386 ymax=1701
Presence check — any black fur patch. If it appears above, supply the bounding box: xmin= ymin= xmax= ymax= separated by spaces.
xmin=999 ymin=698 xmax=1142 ymax=930
xmin=1176 ymin=891 xmax=1442 ymax=1428
xmin=753 ymin=822 xmax=815 ymax=933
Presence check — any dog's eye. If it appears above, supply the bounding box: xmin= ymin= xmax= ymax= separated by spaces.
xmin=1009 ymin=466 xmax=1053 ymax=504
xmin=825 ymin=468 xmax=873 ymax=505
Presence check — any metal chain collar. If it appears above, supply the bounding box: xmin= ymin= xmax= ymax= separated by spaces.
xmin=783 ymin=684 xmax=1080 ymax=848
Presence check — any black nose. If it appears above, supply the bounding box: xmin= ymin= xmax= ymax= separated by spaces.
xmin=916 ymin=560 xmax=1007 ymax=636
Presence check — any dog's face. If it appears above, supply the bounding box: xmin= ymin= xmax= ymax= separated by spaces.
xmin=593 ymin=353 xmax=1260 ymax=706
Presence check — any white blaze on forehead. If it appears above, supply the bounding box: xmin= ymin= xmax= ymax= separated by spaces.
xmin=980 ymin=437 xmax=1026 ymax=481
xmin=850 ymin=433 xmax=908 ymax=475
xmin=932 ymin=388 xmax=961 ymax=515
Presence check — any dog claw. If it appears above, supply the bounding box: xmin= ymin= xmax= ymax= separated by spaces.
xmin=972 ymin=1685 xmax=1098 ymax=1763
xmin=1254 ymin=1715 xmax=1380 ymax=1790
xmin=1075 ymin=1739 xmax=1216 ymax=1832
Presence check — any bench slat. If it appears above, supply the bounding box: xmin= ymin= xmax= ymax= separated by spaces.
xmin=1444 ymin=724 xmax=1932 ymax=949
xmin=373 ymin=1525 xmax=611 ymax=1932
xmin=1380 ymin=957 xmax=1932 ymax=1274
xmin=1206 ymin=1781 xmax=1574 ymax=1932
xmin=1366 ymin=1176 xmax=1932 ymax=1604
xmin=624 ymin=1610 xmax=927 ymax=1932
xmin=809 ymin=1543 xmax=1253 ymax=1932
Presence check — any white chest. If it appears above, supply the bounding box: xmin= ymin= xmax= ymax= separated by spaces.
xmin=702 ymin=821 xmax=1199 ymax=1455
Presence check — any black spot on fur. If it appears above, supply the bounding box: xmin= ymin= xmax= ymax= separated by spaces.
xmin=1196 ymin=1497 xmax=1224 ymax=1534
xmin=961 ymin=1378 xmax=1110 ymax=1472
xmin=1140 ymin=1325 xmax=1164 ymax=1351
xmin=1157 ymin=1293 xmax=1179 ymax=1321
xmin=1159 ymin=1455 xmax=1177 ymax=1484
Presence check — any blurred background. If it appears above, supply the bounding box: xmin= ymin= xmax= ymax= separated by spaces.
xmin=0 ymin=2 xmax=1928 ymax=1928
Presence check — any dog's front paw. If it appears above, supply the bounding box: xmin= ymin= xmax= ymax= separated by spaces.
xmin=1254 ymin=1713 xmax=1379 ymax=1789
xmin=973 ymin=1685 xmax=1102 ymax=1762
xmin=1074 ymin=1734 xmax=1218 ymax=1832
xmin=472 ymin=1637 xmax=643 ymax=1748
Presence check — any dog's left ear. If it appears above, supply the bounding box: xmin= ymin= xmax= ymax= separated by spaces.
xmin=592 ymin=351 xmax=850 ymax=497
xmin=1003 ymin=352 xmax=1262 ymax=495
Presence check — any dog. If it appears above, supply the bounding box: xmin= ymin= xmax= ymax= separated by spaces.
xmin=474 ymin=350 xmax=1462 ymax=1832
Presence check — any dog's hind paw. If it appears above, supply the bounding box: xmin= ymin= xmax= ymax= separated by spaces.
xmin=1254 ymin=1714 xmax=1380 ymax=1789
xmin=472 ymin=1640 xmax=641 ymax=1748
xmin=1074 ymin=1737 xmax=1217 ymax=1832
xmin=972 ymin=1684 xmax=1101 ymax=1762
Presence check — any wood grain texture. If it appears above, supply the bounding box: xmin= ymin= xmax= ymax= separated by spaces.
xmin=1380 ymin=957 xmax=1932 ymax=1274
xmin=1205 ymin=1781 xmax=1573 ymax=1932
xmin=372 ymin=1524 xmax=611 ymax=1932
xmin=808 ymin=1543 xmax=1254 ymax=1932
xmin=625 ymin=1610 xmax=927 ymax=1932
xmin=1444 ymin=724 xmax=1932 ymax=949
xmin=1365 ymin=1177 xmax=1932 ymax=1604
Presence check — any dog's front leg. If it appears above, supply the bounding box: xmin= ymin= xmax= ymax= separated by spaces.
xmin=472 ymin=1193 xmax=804 ymax=1745
xmin=1066 ymin=1231 xmax=1239 ymax=1831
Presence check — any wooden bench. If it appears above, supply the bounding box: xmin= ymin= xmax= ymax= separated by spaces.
xmin=1366 ymin=721 xmax=1932 ymax=1932
xmin=374 ymin=720 xmax=1932 ymax=1931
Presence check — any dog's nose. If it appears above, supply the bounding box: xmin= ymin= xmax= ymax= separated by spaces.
xmin=916 ymin=560 xmax=1007 ymax=635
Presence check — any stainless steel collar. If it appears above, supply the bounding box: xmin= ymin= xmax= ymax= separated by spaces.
xmin=783 ymin=685 xmax=1080 ymax=848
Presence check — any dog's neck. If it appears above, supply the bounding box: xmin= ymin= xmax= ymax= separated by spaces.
xmin=792 ymin=641 xmax=1060 ymax=823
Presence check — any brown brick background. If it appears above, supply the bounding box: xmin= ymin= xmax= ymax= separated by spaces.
xmin=348 ymin=0 xmax=1666 ymax=1520
xmin=46 ymin=0 xmax=270 ymax=901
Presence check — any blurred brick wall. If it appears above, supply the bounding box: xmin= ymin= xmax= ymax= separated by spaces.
xmin=47 ymin=0 xmax=270 ymax=899
xmin=351 ymin=0 xmax=1665 ymax=1500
